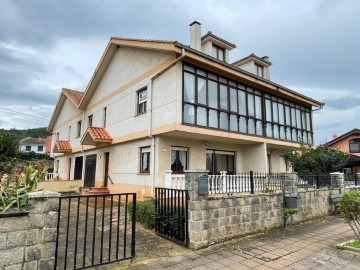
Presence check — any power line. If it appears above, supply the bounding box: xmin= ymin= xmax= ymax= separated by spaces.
xmin=0 ymin=106 xmax=50 ymax=121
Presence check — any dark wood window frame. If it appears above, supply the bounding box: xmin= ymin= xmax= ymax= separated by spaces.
xmin=182 ymin=63 xmax=313 ymax=144
xmin=37 ymin=145 xmax=43 ymax=152
xmin=255 ymin=63 xmax=264 ymax=78
xmin=88 ymin=114 xmax=93 ymax=127
xmin=76 ymin=121 xmax=82 ymax=138
xmin=212 ymin=44 xmax=225 ymax=61
xmin=206 ymin=149 xmax=235 ymax=175
xmin=349 ymin=139 xmax=360 ymax=153
xmin=171 ymin=146 xmax=188 ymax=174
xmin=137 ymin=88 xmax=147 ymax=115
xmin=140 ymin=147 xmax=151 ymax=173
xmin=25 ymin=145 xmax=31 ymax=151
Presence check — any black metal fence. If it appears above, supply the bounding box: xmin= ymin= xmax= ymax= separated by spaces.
xmin=208 ymin=172 xmax=286 ymax=195
xmin=155 ymin=188 xmax=188 ymax=246
xmin=297 ymin=174 xmax=332 ymax=189
xmin=55 ymin=193 xmax=136 ymax=270
xmin=344 ymin=174 xmax=359 ymax=186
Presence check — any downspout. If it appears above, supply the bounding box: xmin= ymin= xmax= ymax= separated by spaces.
xmin=148 ymin=48 xmax=186 ymax=195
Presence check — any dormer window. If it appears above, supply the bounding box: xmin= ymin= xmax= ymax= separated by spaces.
xmin=212 ymin=45 xmax=225 ymax=61
xmin=255 ymin=64 xmax=264 ymax=78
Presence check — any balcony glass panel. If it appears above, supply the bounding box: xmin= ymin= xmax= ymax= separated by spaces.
xmin=209 ymin=109 xmax=218 ymax=128
xmin=230 ymin=115 xmax=238 ymax=131
xmin=220 ymin=84 xmax=228 ymax=110
xmin=197 ymin=77 xmax=207 ymax=105
xmin=220 ymin=112 xmax=228 ymax=130
xmin=197 ymin=107 xmax=207 ymax=126
xmin=184 ymin=104 xmax=195 ymax=124
xmin=238 ymin=91 xmax=246 ymax=115
xmin=239 ymin=116 xmax=247 ymax=133
xmin=208 ymin=80 xmax=218 ymax=108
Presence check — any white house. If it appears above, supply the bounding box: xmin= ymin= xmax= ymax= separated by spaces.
xmin=47 ymin=21 xmax=324 ymax=198
xmin=19 ymin=137 xmax=46 ymax=154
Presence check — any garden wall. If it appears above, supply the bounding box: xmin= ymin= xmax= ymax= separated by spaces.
xmin=36 ymin=179 xmax=83 ymax=193
xmin=185 ymin=170 xmax=360 ymax=250
xmin=0 ymin=191 xmax=60 ymax=270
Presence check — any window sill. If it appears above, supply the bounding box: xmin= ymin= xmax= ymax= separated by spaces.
xmin=138 ymin=172 xmax=150 ymax=175
xmin=135 ymin=112 xmax=147 ymax=117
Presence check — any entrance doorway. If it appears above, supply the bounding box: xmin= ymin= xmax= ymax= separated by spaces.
xmin=103 ymin=152 xmax=110 ymax=187
xmin=74 ymin=156 xmax=83 ymax=180
xmin=84 ymin=154 xmax=97 ymax=187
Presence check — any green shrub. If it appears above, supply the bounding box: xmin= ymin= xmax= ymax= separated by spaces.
xmin=128 ymin=199 xmax=155 ymax=229
xmin=0 ymin=165 xmax=48 ymax=214
xmin=339 ymin=191 xmax=360 ymax=240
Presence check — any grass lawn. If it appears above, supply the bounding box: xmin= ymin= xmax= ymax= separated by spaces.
xmin=345 ymin=240 xmax=360 ymax=249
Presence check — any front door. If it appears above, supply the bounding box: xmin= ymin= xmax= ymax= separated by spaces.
xmin=84 ymin=154 xmax=97 ymax=187
xmin=103 ymin=152 xmax=110 ymax=187
xmin=74 ymin=156 xmax=83 ymax=180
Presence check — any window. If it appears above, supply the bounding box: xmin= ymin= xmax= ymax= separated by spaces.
xmin=103 ymin=107 xmax=107 ymax=127
xmin=171 ymin=147 xmax=188 ymax=173
xmin=138 ymin=88 xmax=147 ymax=114
xmin=68 ymin=125 xmax=71 ymax=140
xmin=255 ymin=64 xmax=264 ymax=77
xmin=38 ymin=146 xmax=43 ymax=152
xmin=88 ymin=115 xmax=93 ymax=127
xmin=77 ymin=121 xmax=82 ymax=138
xmin=212 ymin=45 xmax=225 ymax=61
xmin=25 ymin=146 xmax=31 ymax=151
xmin=182 ymin=64 xmax=313 ymax=144
xmin=206 ymin=150 xmax=235 ymax=175
xmin=140 ymin=147 xmax=150 ymax=173
xmin=350 ymin=139 xmax=360 ymax=153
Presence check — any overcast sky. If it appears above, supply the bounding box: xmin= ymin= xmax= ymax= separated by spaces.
xmin=0 ymin=0 xmax=359 ymax=144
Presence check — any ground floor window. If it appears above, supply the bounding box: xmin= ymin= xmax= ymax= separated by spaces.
xmin=206 ymin=150 xmax=235 ymax=175
xmin=140 ymin=147 xmax=150 ymax=173
xmin=171 ymin=147 xmax=188 ymax=173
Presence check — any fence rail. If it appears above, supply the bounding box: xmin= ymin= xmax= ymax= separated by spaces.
xmin=344 ymin=174 xmax=359 ymax=186
xmin=208 ymin=171 xmax=285 ymax=195
xmin=297 ymin=173 xmax=332 ymax=189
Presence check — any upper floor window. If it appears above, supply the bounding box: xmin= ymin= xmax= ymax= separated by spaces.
xmin=171 ymin=147 xmax=188 ymax=174
xmin=77 ymin=121 xmax=82 ymax=138
xmin=88 ymin=115 xmax=93 ymax=127
xmin=25 ymin=145 xmax=31 ymax=151
xmin=255 ymin=64 xmax=264 ymax=78
xmin=183 ymin=64 xmax=313 ymax=144
xmin=38 ymin=146 xmax=43 ymax=152
xmin=138 ymin=88 xmax=147 ymax=114
xmin=140 ymin=147 xmax=150 ymax=173
xmin=212 ymin=45 xmax=225 ymax=61
xmin=56 ymin=132 xmax=59 ymax=141
xmin=103 ymin=107 xmax=107 ymax=127
xmin=68 ymin=125 xmax=71 ymax=140
xmin=349 ymin=139 xmax=360 ymax=153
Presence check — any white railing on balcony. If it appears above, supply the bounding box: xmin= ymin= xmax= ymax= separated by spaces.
xmin=45 ymin=173 xmax=60 ymax=181
xmin=164 ymin=170 xmax=186 ymax=190
xmin=208 ymin=171 xmax=285 ymax=195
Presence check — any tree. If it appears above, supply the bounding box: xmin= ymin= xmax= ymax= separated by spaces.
xmin=282 ymin=144 xmax=349 ymax=173
xmin=0 ymin=132 xmax=18 ymax=174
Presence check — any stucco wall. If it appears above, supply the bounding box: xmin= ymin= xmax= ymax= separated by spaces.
xmin=329 ymin=134 xmax=360 ymax=157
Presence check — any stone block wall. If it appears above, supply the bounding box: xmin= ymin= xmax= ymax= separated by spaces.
xmin=185 ymin=170 xmax=360 ymax=250
xmin=0 ymin=191 xmax=60 ymax=270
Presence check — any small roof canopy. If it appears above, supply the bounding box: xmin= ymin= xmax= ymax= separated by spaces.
xmin=81 ymin=127 xmax=113 ymax=146
xmin=53 ymin=140 xmax=72 ymax=153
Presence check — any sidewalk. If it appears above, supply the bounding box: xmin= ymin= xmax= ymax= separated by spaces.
xmin=107 ymin=216 xmax=360 ymax=269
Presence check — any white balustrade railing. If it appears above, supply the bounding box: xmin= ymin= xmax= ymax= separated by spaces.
xmin=45 ymin=173 xmax=60 ymax=181
xmin=164 ymin=170 xmax=185 ymax=190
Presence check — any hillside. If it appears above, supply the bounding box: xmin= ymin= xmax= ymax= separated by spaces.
xmin=0 ymin=127 xmax=50 ymax=143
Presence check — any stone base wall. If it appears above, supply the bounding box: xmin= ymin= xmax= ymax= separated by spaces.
xmin=36 ymin=180 xmax=83 ymax=193
xmin=0 ymin=191 xmax=60 ymax=270
xmin=188 ymin=187 xmax=360 ymax=250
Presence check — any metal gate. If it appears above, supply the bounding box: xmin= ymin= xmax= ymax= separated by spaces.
xmin=154 ymin=188 xmax=188 ymax=246
xmin=55 ymin=193 xmax=136 ymax=269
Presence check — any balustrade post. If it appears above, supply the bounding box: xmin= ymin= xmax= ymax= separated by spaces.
xmin=220 ymin=171 xmax=227 ymax=194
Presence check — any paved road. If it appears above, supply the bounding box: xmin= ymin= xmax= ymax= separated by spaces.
xmin=120 ymin=216 xmax=360 ymax=270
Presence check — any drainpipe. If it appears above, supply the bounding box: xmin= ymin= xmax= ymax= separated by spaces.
xmin=148 ymin=48 xmax=186 ymax=195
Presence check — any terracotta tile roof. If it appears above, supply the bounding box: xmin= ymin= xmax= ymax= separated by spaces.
xmin=55 ymin=140 xmax=72 ymax=152
xmin=19 ymin=137 xmax=46 ymax=145
xmin=111 ymin=36 xmax=175 ymax=44
xmin=88 ymin=127 xmax=112 ymax=142
xmin=62 ymin=88 xmax=84 ymax=105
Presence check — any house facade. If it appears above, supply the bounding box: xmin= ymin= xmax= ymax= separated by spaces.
xmin=19 ymin=137 xmax=46 ymax=154
xmin=48 ymin=22 xmax=323 ymax=198
xmin=328 ymin=129 xmax=360 ymax=174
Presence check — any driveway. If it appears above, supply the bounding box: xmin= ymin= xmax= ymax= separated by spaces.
xmin=111 ymin=216 xmax=360 ymax=269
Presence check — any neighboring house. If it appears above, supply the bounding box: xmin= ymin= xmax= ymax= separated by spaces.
xmin=47 ymin=21 xmax=323 ymax=198
xmin=19 ymin=137 xmax=46 ymax=154
xmin=327 ymin=128 xmax=360 ymax=174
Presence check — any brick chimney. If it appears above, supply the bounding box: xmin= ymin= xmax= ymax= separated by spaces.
xmin=189 ymin=21 xmax=201 ymax=51
xmin=38 ymin=137 xmax=42 ymax=142
xmin=332 ymin=133 xmax=337 ymax=139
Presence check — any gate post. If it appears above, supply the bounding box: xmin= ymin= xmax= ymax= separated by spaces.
xmin=184 ymin=170 xmax=208 ymax=250
xmin=330 ymin=172 xmax=344 ymax=193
